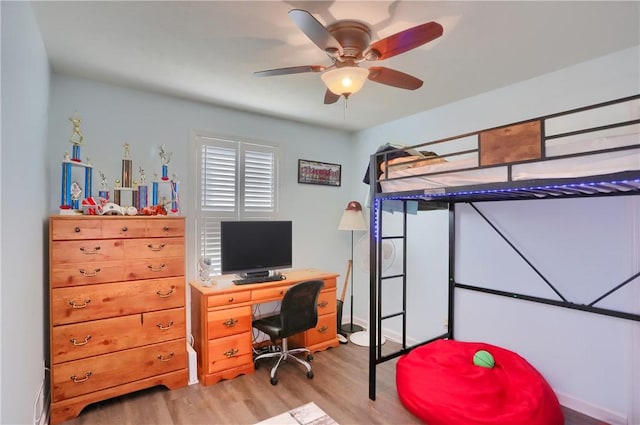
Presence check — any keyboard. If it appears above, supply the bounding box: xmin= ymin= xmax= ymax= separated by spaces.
xmin=233 ymin=273 xmax=286 ymax=285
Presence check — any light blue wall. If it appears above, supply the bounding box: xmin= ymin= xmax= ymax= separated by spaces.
xmin=1 ymin=2 xmax=51 ymax=424
xmin=352 ymin=46 xmax=640 ymax=422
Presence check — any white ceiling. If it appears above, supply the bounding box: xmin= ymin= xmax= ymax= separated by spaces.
xmin=32 ymin=1 xmax=640 ymax=132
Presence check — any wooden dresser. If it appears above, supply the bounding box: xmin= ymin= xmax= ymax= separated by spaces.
xmin=190 ymin=269 xmax=340 ymax=386
xmin=49 ymin=216 xmax=188 ymax=424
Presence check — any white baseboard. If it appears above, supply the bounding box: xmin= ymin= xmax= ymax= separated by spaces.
xmin=555 ymin=391 xmax=628 ymax=425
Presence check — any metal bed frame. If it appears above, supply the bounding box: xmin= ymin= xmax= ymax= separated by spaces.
xmin=365 ymin=94 xmax=640 ymax=400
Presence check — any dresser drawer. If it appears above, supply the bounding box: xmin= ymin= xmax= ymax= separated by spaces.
xmin=51 ymin=307 xmax=186 ymax=364
xmin=51 ymin=239 xmax=125 ymax=264
xmin=125 ymin=257 xmax=184 ymax=281
xmin=51 ymin=219 xmax=102 ymax=241
xmin=51 ymin=262 xmax=126 ymax=288
xmin=206 ymin=333 xmax=253 ymax=374
xmin=207 ymin=291 xmax=251 ymax=308
xmin=51 ymin=277 xmax=185 ymax=326
xmin=317 ymin=289 xmax=336 ymax=315
xmin=51 ymin=339 xmax=186 ymax=402
xmin=123 ymin=237 xmax=185 ymax=259
xmin=146 ymin=218 xmax=185 ymax=237
xmin=207 ymin=306 xmax=252 ymax=338
xmin=101 ymin=219 xmax=147 ymax=239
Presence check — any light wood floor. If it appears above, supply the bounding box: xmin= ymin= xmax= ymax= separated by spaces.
xmin=61 ymin=340 xmax=606 ymax=425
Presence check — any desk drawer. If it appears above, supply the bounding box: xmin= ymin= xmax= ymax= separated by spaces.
xmin=207 ymin=306 xmax=252 ymax=338
xmin=252 ymin=286 xmax=288 ymax=303
xmin=317 ymin=290 xmax=336 ymax=315
xmin=291 ymin=313 xmax=336 ymax=348
xmin=207 ymin=291 xmax=251 ymax=308
xmin=206 ymin=333 xmax=252 ymax=374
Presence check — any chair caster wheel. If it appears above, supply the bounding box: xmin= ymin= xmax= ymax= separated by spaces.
xmin=307 ymin=371 xmax=314 ymax=379
xmin=270 ymin=377 xmax=278 ymax=385
xmin=307 ymin=354 xmax=314 ymax=362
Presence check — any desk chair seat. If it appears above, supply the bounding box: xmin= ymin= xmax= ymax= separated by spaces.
xmin=252 ymin=279 xmax=323 ymax=385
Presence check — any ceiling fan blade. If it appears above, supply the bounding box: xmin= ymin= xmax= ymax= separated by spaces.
xmin=368 ymin=67 xmax=423 ymax=90
xmin=366 ymin=22 xmax=443 ymax=61
xmin=289 ymin=9 xmax=343 ymax=56
xmin=254 ymin=65 xmax=325 ymax=77
xmin=324 ymin=90 xmax=341 ymax=104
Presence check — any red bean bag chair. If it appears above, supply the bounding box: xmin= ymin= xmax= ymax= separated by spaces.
xmin=396 ymin=339 xmax=563 ymax=425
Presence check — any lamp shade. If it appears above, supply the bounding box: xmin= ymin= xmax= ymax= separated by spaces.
xmin=321 ymin=67 xmax=369 ymax=96
xmin=338 ymin=201 xmax=367 ymax=231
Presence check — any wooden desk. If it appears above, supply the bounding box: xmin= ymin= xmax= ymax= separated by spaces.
xmin=190 ymin=269 xmax=340 ymax=386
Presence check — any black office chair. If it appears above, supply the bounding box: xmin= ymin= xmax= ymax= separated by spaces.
xmin=252 ymin=279 xmax=324 ymax=385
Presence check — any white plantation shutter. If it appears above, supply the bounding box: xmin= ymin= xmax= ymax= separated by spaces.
xmin=195 ymin=133 xmax=278 ymax=274
xmin=242 ymin=145 xmax=275 ymax=213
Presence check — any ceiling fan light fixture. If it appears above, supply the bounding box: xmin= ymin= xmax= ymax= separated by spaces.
xmin=321 ymin=67 xmax=369 ymax=96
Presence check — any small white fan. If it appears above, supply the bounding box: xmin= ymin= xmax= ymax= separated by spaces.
xmin=351 ymin=233 xmax=396 ymax=346
xmin=198 ymin=257 xmax=215 ymax=286
xmin=355 ymin=233 xmax=396 ymax=274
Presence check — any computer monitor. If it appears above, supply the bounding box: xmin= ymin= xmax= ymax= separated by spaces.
xmin=220 ymin=220 xmax=292 ymax=278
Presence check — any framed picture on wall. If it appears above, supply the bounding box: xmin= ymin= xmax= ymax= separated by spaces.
xmin=298 ymin=159 xmax=341 ymax=187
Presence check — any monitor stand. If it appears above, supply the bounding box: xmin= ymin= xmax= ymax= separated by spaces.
xmin=240 ymin=270 xmax=271 ymax=279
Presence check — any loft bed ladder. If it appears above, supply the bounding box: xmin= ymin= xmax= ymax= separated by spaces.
xmin=367 ymin=197 xmax=454 ymax=400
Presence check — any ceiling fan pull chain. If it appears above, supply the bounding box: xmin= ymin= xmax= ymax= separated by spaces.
xmin=343 ymin=97 xmax=347 ymax=120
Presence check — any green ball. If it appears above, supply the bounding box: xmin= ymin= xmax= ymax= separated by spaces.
xmin=473 ymin=350 xmax=495 ymax=368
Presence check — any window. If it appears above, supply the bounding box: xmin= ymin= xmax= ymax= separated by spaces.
xmin=194 ymin=132 xmax=278 ymax=274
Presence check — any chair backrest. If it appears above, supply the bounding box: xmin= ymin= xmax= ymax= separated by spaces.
xmin=280 ymin=280 xmax=323 ymax=338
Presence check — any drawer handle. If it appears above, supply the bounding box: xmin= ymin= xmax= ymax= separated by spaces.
xmin=122 ymin=226 xmax=128 ymax=232
xmin=74 ymin=227 xmax=81 ymax=233
xmin=148 ymin=263 xmax=166 ymax=272
xmin=156 ymin=288 xmax=175 ymax=298
xmin=147 ymin=243 xmax=166 ymax=251
xmin=147 ymin=263 xmax=165 ymax=272
xmin=157 ymin=352 xmax=175 ymax=362
xmin=318 ymin=300 xmax=328 ymax=308
xmin=223 ymin=348 xmax=239 ymax=358
xmin=227 ymin=296 xmax=234 ymax=302
xmin=79 ymin=246 xmax=100 ymax=254
xmin=70 ymin=371 xmax=92 ymax=383
xmin=70 ymin=335 xmax=92 ymax=346
xmin=156 ymin=321 xmax=174 ymax=330
xmin=79 ymin=268 xmax=100 ymax=277
xmin=69 ymin=299 xmax=91 ymax=309
xmin=318 ymin=326 xmax=328 ymax=334
xmin=223 ymin=318 xmax=238 ymax=328
xmin=163 ymin=225 xmax=170 ymax=232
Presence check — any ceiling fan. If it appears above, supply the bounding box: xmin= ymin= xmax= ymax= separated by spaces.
xmin=254 ymin=9 xmax=443 ymax=104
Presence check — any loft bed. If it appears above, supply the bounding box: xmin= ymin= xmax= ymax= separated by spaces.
xmin=365 ymin=94 xmax=640 ymax=404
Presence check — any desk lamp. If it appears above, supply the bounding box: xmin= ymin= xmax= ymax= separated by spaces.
xmin=338 ymin=200 xmax=367 ymax=334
